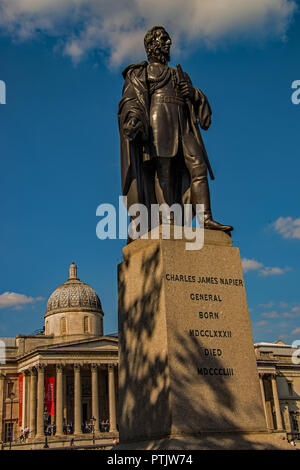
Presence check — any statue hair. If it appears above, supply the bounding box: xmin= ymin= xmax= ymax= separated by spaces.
xmin=144 ymin=26 xmax=168 ymax=62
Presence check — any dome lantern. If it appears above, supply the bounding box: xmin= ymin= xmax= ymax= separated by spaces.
xmin=69 ymin=262 xmax=78 ymax=280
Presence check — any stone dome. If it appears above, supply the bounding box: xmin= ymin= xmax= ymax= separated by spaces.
xmin=45 ymin=263 xmax=103 ymax=316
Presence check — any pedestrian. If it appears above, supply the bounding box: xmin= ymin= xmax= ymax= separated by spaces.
xmin=112 ymin=437 xmax=119 ymax=447
xmin=24 ymin=427 xmax=30 ymax=440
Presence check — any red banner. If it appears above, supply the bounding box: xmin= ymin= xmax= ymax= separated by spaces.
xmin=18 ymin=374 xmax=23 ymax=427
xmin=45 ymin=377 xmax=55 ymax=416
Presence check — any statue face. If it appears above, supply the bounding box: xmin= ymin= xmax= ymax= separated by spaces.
xmin=155 ymin=29 xmax=172 ymax=61
xmin=147 ymin=28 xmax=172 ymax=64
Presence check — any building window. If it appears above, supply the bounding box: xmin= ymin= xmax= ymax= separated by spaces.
xmin=4 ymin=423 xmax=13 ymax=442
xmin=288 ymin=382 xmax=294 ymax=396
xmin=60 ymin=317 xmax=66 ymax=335
xmin=83 ymin=316 xmax=89 ymax=333
xmin=7 ymin=381 xmax=14 ymax=397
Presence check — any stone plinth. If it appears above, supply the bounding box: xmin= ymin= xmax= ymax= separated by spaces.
xmin=118 ymin=227 xmax=271 ymax=448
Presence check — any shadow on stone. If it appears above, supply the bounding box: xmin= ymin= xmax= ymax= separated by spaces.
xmin=117 ymin=234 xmax=290 ymax=450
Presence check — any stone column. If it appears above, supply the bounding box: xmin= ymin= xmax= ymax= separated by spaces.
xmin=108 ymin=365 xmax=117 ymax=432
xmin=0 ymin=374 xmax=4 ymax=441
xmin=282 ymin=403 xmax=292 ymax=432
xmin=63 ymin=371 xmax=67 ymax=424
xmin=26 ymin=371 xmax=31 ymax=429
xmin=22 ymin=371 xmax=26 ymax=429
xmin=91 ymin=364 xmax=100 ymax=433
xmin=56 ymin=364 xmax=64 ymax=436
xmin=297 ymin=414 xmax=300 ymax=432
xmin=29 ymin=368 xmax=37 ymax=436
xmin=74 ymin=364 xmax=82 ymax=435
xmin=259 ymin=373 xmax=270 ymax=429
xmin=23 ymin=371 xmax=30 ymax=428
xmin=271 ymin=374 xmax=283 ymax=430
xmin=36 ymin=364 xmax=45 ymax=437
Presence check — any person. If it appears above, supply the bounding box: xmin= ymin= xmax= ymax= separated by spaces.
xmin=19 ymin=429 xmax=24 ymax=443
xmin=112 ymin=437 xmax=119 ymax=448
xmin=24 ymin=427 xmax=30 ymax=440
xmin=118 ymin=25 xmax=233 ymax=236
xmin=47 ymin=424 xmax=52 ymax=436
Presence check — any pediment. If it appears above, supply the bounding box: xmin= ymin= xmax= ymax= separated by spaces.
xmin=42 ymin=336 xmax=118 ymax=352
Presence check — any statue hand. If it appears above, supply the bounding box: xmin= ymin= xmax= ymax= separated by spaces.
xmin=123 ymin=117 xmax=143 ymax=140
xmin=179 ymin=80 xmax=195 ymax=101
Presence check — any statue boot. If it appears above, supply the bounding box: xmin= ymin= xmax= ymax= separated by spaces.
xmin=192 ymin=174 xmax=233 ymax=233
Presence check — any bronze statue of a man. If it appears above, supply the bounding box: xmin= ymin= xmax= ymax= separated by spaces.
xmin=118 ymin=25 xmax=233 ymax=233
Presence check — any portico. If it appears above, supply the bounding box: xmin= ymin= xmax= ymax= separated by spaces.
xmin=18 ymin=345 xmax=118 ymax=440
xmin=256 ymin=342 xmax=300 ymax=438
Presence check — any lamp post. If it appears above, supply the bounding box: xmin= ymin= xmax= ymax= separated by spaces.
xmin=89 ymin=417 xmax=96 ymax=445
xmin=43 ymin=410 xmax=49 ymax=448
xmin=8 ymin=383 xmax=15 ymax=451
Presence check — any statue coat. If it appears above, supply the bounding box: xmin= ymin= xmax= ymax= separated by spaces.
xmin=118 ymin=61 xmax=212 ymax=210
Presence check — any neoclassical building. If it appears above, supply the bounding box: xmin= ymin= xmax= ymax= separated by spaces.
xmin=0 ymin=263 xmax=118 ymax=448
xmin=255 ymin=341 xmax=300 ymax=438
xmin=0 ymin=264 xmax=299 ymax=449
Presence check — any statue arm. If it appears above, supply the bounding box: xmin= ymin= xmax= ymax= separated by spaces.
xmin=194 ymin=87 xmax=212 ymax=131
xmin=119 ymin=74 xmax=148 ymax=141
xmin=180 ymin=71 xmax=212 ymax=130
xmin=178 ymin=71 xmax=196 ymax=101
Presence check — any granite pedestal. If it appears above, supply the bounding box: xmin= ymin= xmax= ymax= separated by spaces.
xmin=117 ymin=228 xmax=289 ymax=449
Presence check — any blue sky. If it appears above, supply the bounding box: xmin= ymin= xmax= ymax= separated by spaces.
xmin=0 ymin=0 xmax=300 ymax=344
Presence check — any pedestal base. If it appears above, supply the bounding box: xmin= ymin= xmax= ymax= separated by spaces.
xmin=116 ymin=431 xmax=292 ymax=450
xmin=118 ymin=228 xmax=269 ymax=446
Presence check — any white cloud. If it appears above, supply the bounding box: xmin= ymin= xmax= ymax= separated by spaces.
xmin=260 ymin=266 xmax=289 ymax=276
xmin=242 ymin=258 xmax=263 ymax=273
xmin=262 ymin=311 xmax=280 ymax=318
xmin=291 ymin=327 xmax=300 ymax=335
xmin=0 ymin=292 xmax=43 ymax=310
xmin=282 ymin=312 xmax=295 ymax=318
xmin=241 ymin=258 xmax=289 ymax=276
xmin=261 ymin=310 xmax=300 ymax=319
xmin=272 ymin=216 xmax=300 ymax=239
xmin=0 ymin=0 xmax=297 ymax=65
xmin=255 ymin=320 xmax=269 ymax=326
xmin=279 ymin=301 xmax=289 ymax=308
xmin=259 ymin=301 xmax=275 ymax=308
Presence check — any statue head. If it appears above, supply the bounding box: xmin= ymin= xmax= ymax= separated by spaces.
xmin=144 ymin=26 xmax=171 ymax=64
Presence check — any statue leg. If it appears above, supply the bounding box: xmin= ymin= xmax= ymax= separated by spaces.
xmin=183 ymin=153 xmax=211 ymax=217
xmin=155 ymin=157 xmax=174 ymax=207
xmin=184 ymin=153 xmax=233 ymax=232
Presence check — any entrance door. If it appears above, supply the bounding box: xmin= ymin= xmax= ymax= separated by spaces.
xmin=82 ymin=403 xmax=88 ymax=423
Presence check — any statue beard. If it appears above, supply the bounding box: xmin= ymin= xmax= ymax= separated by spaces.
xmin=149 ymin=46 xmax=170 ymax=64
